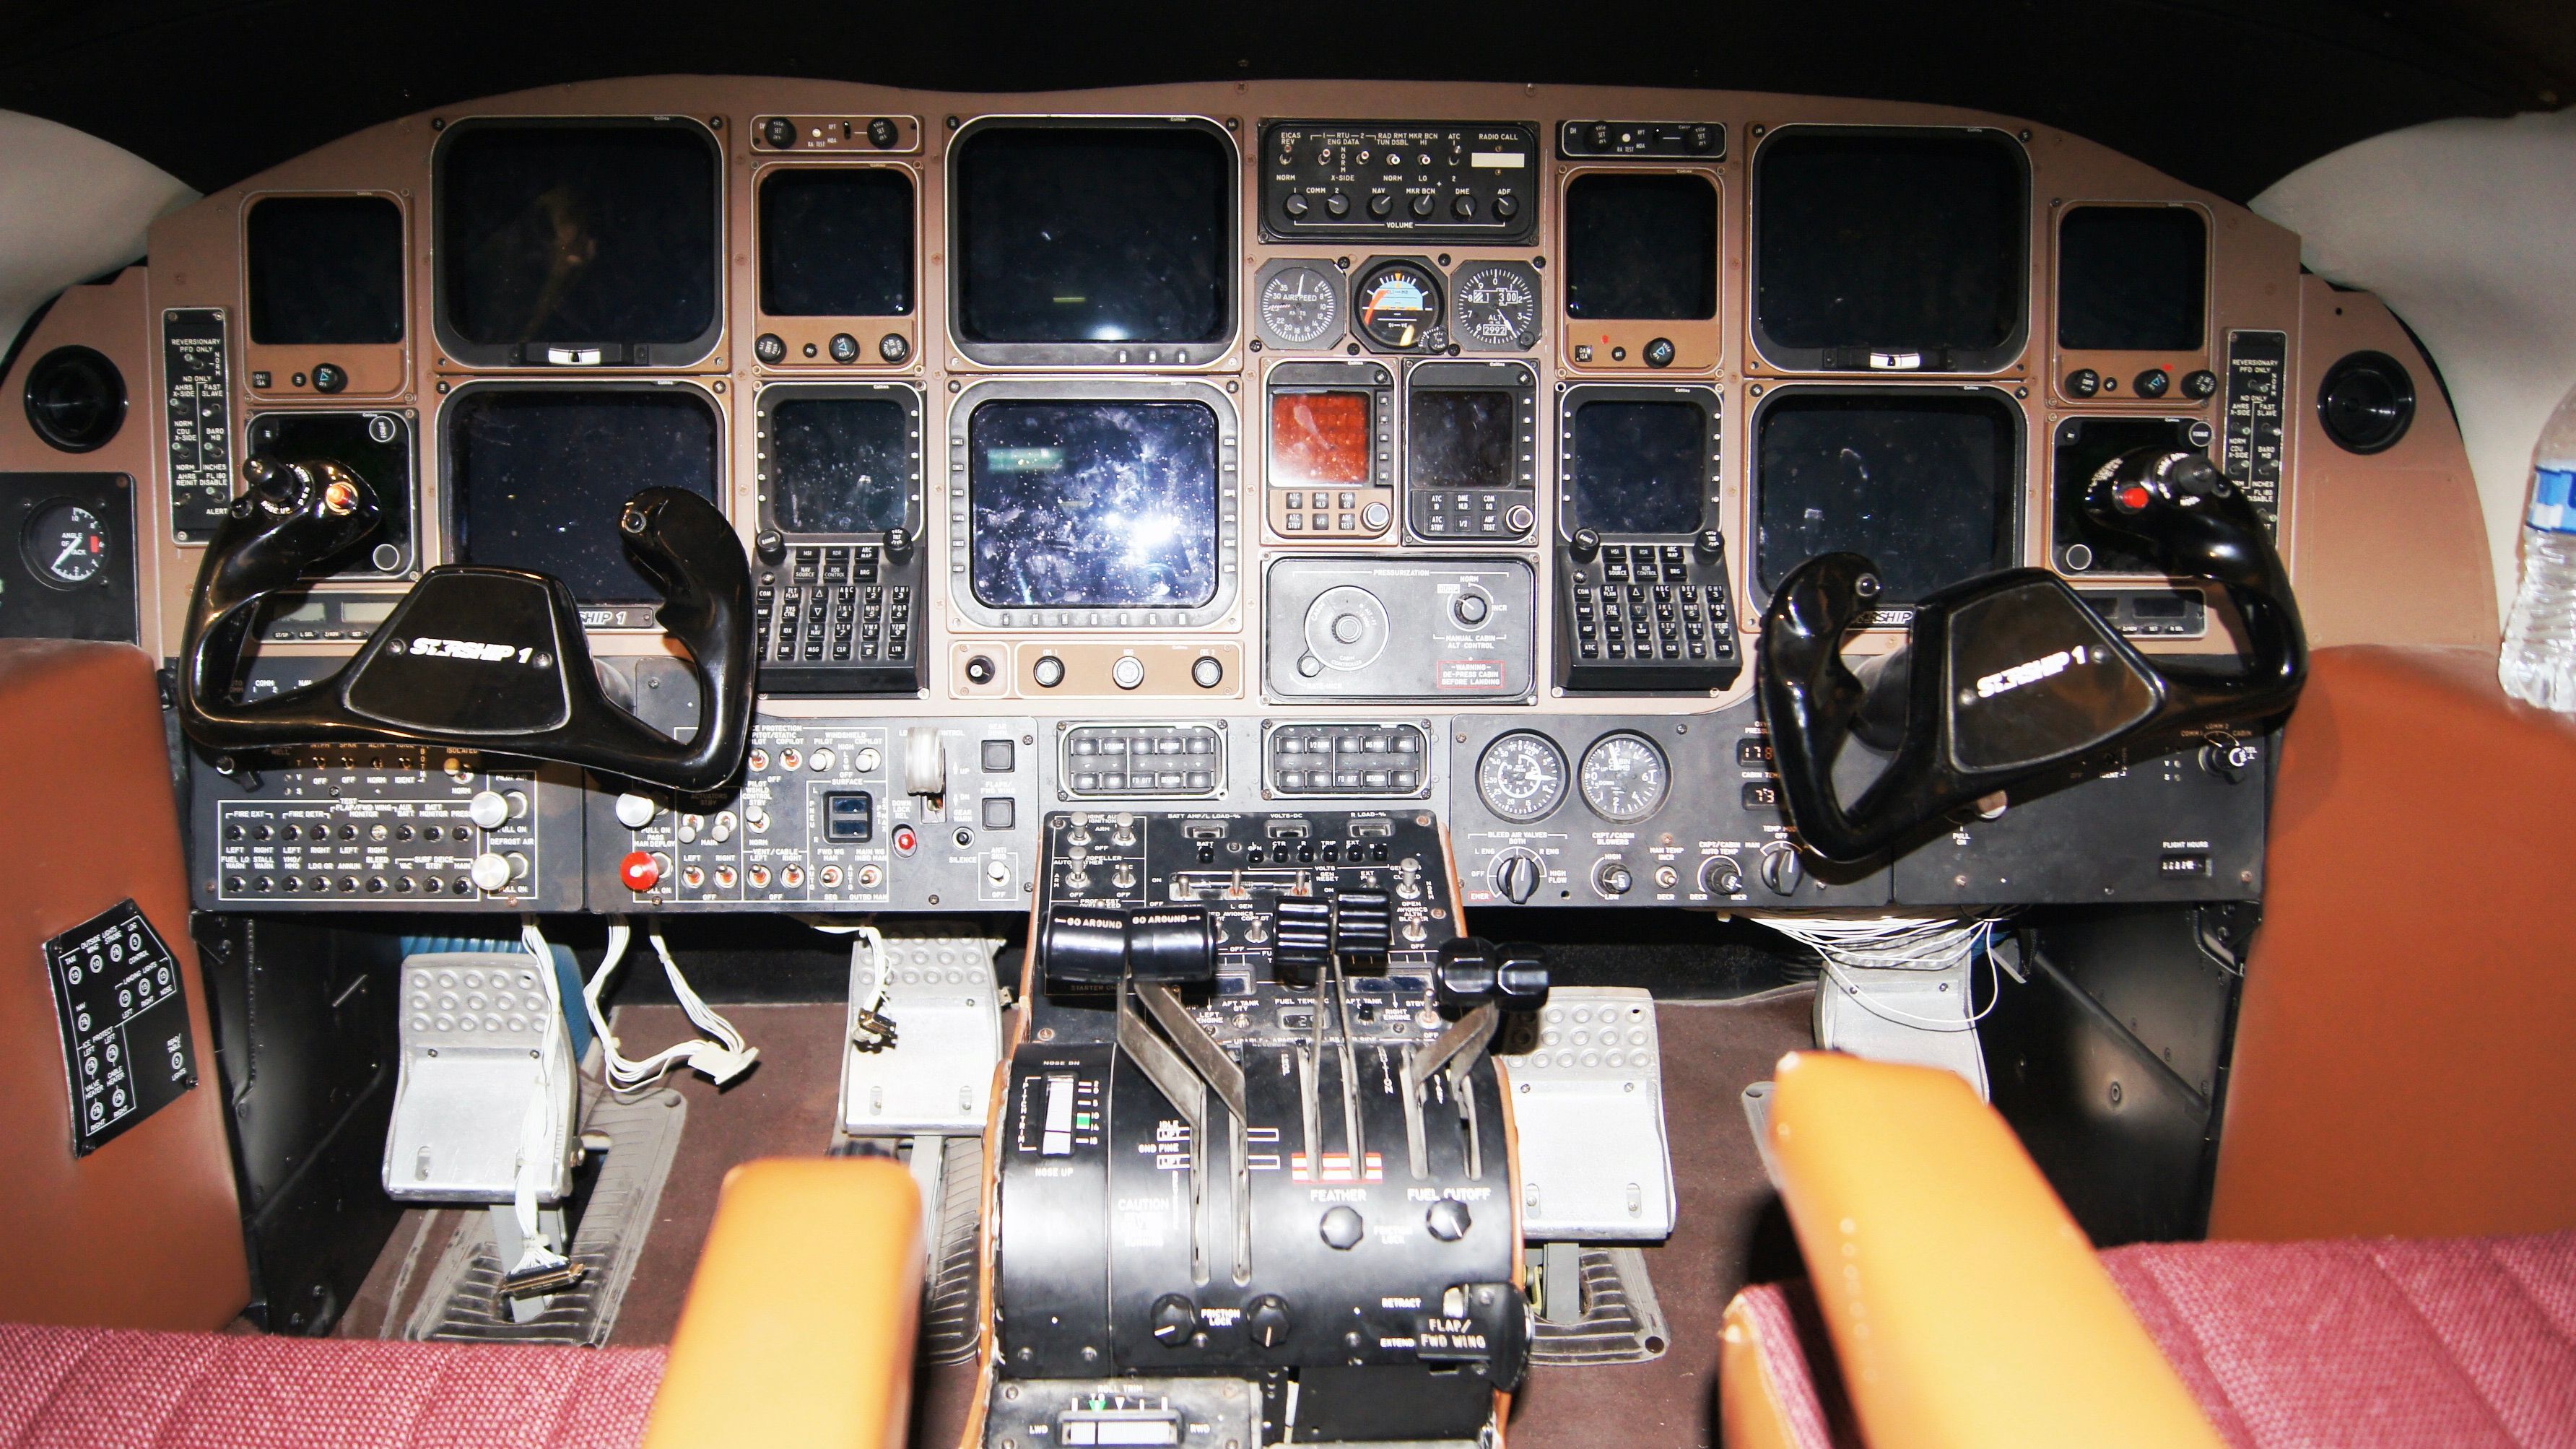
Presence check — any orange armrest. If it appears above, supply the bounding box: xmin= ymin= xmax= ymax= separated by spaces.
xmin=643 ymin=1157 xmax=923 ymax=1449
xmin=1762 ymin=1051 xmax=2224 ymax=1449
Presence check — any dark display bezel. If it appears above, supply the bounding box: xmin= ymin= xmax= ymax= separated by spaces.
xmin=439 ymin=380 xmax=726 ymax=620
xmin=1747 ymin=383 xmax=2026 ymax=617
xmin=1554 ymin=383 xmax=1724 ymax=546
xmin=430 ymin=116 xmax=727 ymax=370
xmin=753 ymin=381 xmax=925 ymax=543
xmin=945 ymin=116 xmax=1240 ymax=369
xmin=1404 ymin=359 xmax=1537 ymax=544
xmin=1265 ymin=359 xmax=1395 ymax=497
xmin=1748 ymin=124 xmax=2032 ymax=375
xmin=944 ymin=377 xmax=1241 ymax=630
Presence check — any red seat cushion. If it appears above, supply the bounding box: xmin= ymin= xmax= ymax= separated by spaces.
xmin=2104 ymin=1231 xmax=2576 ymax=1448
xmin=0 ymin=1324 xmax=666 ymax=1448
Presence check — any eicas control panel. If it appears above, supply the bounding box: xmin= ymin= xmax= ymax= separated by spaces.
xmin=26 ymin=74 xmax=2354 ymax=921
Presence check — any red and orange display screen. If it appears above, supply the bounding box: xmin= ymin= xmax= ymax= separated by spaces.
xmin=1269 ymin=391 xmax=1373 ymax=488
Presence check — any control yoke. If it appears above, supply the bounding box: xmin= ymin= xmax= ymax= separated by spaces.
xmin=1756 ymin=448 xmax=2307 ymax=863
xmin=178 ymin=457 xmax=758 ymax=794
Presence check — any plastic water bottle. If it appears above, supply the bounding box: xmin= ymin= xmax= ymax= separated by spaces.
xmin=2500 ymin=383 xmax=2576 ymax=710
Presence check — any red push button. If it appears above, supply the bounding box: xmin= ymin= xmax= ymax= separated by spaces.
xmin=620 ymin=850 xmax=661 ymax=892
xmin=2117 ymin=484 xmax=2153 ymax=513
xmin=892 ymin=825 xmax=917 ymax=858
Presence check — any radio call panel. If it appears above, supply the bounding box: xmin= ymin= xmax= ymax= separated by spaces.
xmin=1265 ymin=362 xmax=1394 ymax=540
xmin=1264 ymin=557 xmax=1536 ymax=703
xmin=752 ymin=383 xmax=926 ymax=693
xmin=1554 ymin=385 xmax=1739 ymax=691
xmin=1262 ymin=121 xmax=1541 ymax=244
xmin=1406 ymin=361 xmax=1538 ymax=543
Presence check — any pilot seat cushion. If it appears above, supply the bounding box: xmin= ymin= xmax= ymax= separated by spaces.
xmin=1733 ymin=1229 xmax=2576 ymax=1449
xmin=0 ymin=1323 xmax=667 ymax=1449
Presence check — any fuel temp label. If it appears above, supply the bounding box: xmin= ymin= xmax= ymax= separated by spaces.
xmin=43 ymin=900 xmax=196 ymax=1157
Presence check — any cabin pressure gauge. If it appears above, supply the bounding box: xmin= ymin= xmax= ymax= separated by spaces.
xmin=1478 ymin=731 xmax=1568 ymax=822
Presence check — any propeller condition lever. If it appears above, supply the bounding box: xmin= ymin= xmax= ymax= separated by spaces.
xmin=1756 ymin=448 xmax=2307 ymax=863
xmin=178 ymin=462 xmax=758 ymax=795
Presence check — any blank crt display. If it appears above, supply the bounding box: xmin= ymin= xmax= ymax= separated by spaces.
xmin=758 ymin=167 xmax=915 ymax=318
xmin=1754 ymin=389 xmax=2019 ymax=602
xmin=1269 ymin=391 xmax=1372 ymax=488
xmin=2057 ymin=205 xmax=2207 ymax=352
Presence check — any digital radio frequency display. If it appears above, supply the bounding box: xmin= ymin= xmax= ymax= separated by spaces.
xmin=967 ymin=400 xmax=1219 ymax=609
xmin=1269 ymin=391 xmax=1372 ymax=489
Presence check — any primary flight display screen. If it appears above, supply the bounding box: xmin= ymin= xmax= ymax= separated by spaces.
xmin=759 ymin=167 xmax=915 ymax=318
xmin=1409 ymin=391 xmax=1518 ymax=490
xmin=1752 ymin=128 xmax=2028 ymax=369
xmin=1269 ymin=391 xmax=1373 ymax=488
xmin=951 ymin=123 xmax=1232 ymax=347
xmin=1563 ymin=173 xmax=1719 ymax=321
xmin=1754 ymin=389 xmax=2019 ymax=602
xmin=968 ymin=400 xmax=1220 ymax=609
xmin=1565 ymin=399 xmax=1708 ymax=534
xmin=2057 ymin=205 xmax=2208 ymax=352
xmin=769 ymin=397 xmax=912 ymax=535
xmin=445 ymin=388 xmax=721 ymax=605
xmin=435 ymin=121 xmax=721 ymax=357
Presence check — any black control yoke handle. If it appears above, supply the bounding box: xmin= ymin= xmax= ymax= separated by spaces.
xmin=1756 ymin=450 xmax=2307 ymax=863
xmin=178 ymin=458 xmax=757 ymax=794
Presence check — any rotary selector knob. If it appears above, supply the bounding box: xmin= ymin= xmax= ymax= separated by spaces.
xmin=1319 ymin=1205 xmax=1365 ymax=1250
xmin=1112 ymin=655 xmax=1147 ymax=690
xmin=1191 ymin=655 xmax=1224 ymax=689
xmin=1453 ymin=591 xmax=1490 ymax=627
xmin=1149 ymin=1293 xmax=1201 ymax=1347
xmin=467 ymin=790 xmax=510 ymax=830
xmin=1699 ymin=854 xmax=1746 ymax=896
xmin=1760 ymin=845 xmax=1804 ymax=896
xmin=761 ymin=116 xmax=796 ymax=149
xmin=1425 ymin=1198 xmax=1472 ymax=1242
xmin=1491 ymin=850 xmax=1542 ymax=904
xmin=1246 ymin=1294 xmax=1294 ymax=1348
xmin=1032 ymin=654 xmax=1067 ymax=689
xmin=1594 ymin=860 xmax=1634 ymax=897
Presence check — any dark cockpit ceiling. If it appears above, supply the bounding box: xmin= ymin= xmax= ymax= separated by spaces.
xmin=3 ymin=0 xmax=2572 ymax=204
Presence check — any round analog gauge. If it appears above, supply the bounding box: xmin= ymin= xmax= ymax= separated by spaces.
xmin=1258 ymin=265 xmax=1342 ymax=347
xmin=1476 ymin=731 xmax=1568 ymax=823
xmin=1450 ymin=263 xmax=1541 ymax=349
xmin=1579 ymin=732 xmax=1671 ymax=824
xmin=23 ymin=501 xmax=105 ymax=587
xmin=1354 ymin=260 xmax=1443 ymax=351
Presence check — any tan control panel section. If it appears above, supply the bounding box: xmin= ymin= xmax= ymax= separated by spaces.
xmin=947 ymin=641 xmax=1244 ymax=700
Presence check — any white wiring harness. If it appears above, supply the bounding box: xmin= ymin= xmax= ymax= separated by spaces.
xmin=562 ymin=916 xmax=760 ymax=1094
xmin=1758 ymin=913 xmax=2009 ymax=1032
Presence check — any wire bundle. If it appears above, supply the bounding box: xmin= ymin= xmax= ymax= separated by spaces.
xmin=1758 ymin=913 xmax=2009 ymax=1032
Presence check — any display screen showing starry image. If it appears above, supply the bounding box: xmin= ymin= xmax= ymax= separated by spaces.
xmin=968 ymin=401 xmax=1220 ymax=609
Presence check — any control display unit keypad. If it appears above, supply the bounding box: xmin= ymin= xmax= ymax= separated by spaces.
xmin=1564 ymin=542 xmax=1740 ymax=686
xmin=757 ymin=543 xmax=914 ymax=687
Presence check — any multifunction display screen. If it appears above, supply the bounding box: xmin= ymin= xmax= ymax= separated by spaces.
xmin=437 ymin=122 xmax=720 ymax=351
xmin=768 ymin=396 xmax=912 ymax=535
xmin=2057 ymin=205 xmax=2208 ymax=352
xmin=1754 ymin=389 xmax=2019 ymax=602
xmin=247 ymin=195 xmax=406 ymax=346
xmin=446 ymin=388 xmax=720 ymax=605
xmin=1563 ymin=173 xmax=1719 ymax=321
xmin=1754 ymin=128 xmax=2027 ymax=365
xmin=968 ymin=401 xmax=1220 ymax=609
xmin=952 ymin=124 xmax=1232 ymax=346
xmin=759 ymin=167 xmax=915 ymax=318
xmin=1565 ymin=399 xmax=1707 ymax=534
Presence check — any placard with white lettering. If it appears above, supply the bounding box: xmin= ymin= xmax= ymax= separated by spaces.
xmin=44 ymin=900 xmax=196 ymax=1156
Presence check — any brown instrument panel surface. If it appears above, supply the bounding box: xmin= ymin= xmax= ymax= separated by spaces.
xmin=2213 ymin=645 xmax=2576 ymax=1241
xmin=0 ymin=640 xmax=251 ymax=1328
xmin=0 ymin=78 xmax=2490 ymax=696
